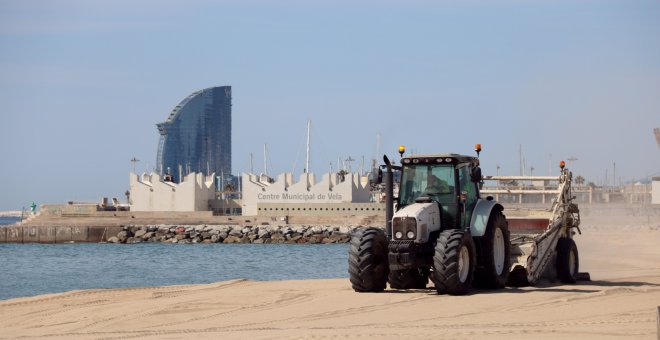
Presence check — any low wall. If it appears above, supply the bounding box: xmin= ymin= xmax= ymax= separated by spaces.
xmin=257 ymin=202 xmax=385 ymax=217
xmin=0 ymin=226 xmax=122 ymax=243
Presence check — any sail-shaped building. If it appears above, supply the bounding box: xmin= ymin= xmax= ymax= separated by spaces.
xmin=156 ymin=86 xmax=232 ymax=182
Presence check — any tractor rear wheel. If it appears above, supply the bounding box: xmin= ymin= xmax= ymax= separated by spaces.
xmin=474 ymin=211 xmax=511 ymax=289
xmin=432 ymin=230 xmax=476 ymax=295
xmin=348 ymin=228 xmax=389 ymax=292
xmin=556 ymin=237 xmax=579 ymax=283
xmin=388 ymin=268 xmax=429 ymax=289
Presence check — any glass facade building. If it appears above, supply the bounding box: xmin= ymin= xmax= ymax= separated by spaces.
xmin=156 ymin=86 xmax=232 ymax=183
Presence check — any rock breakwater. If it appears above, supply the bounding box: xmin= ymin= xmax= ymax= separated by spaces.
xmin=107 ymin=225 xmax=357 ymax=244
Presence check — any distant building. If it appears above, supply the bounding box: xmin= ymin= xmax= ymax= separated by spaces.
xmin=156 ymin=86 xmax=232 ymax=182
xmin=129 ymin=172 xmax=216 ymax=212
xmin=241 ymin=172 xmax=381 ymax=216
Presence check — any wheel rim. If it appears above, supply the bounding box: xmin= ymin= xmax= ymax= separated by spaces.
xmin=494 ymin=227 xmax=505 ymax=276
xmin=458 ymin=245 xmax=470 ymax=283
xmin=569 ymin=248 xmax=576 ymax=276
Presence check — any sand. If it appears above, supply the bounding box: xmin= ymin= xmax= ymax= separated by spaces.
xmin=1 ymin=216 xmax=659 ymax=339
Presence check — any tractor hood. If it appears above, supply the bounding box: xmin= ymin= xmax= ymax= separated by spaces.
xmin=392 ymin=202 xmax=441 ymax=243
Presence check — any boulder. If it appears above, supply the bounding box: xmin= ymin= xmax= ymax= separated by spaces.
xmin=258 ymin=229 xmax=270 ymax=239
xmin=134 ymin=229 xmax=147 ymax=238
xmin=117 ymin=231 xmax=129 ymax=242
xmin=107 ymin=236 xmax=119 ymax=243
xmin=223 ymin=236 xmax=241 ymax=244
xmin=322 ymin=237 xmax=336 ymax=244
xmin=270 ymin=232 xmax=284 ymax=241
xmin=142 ymin=232 xmax=155 ymax=240
xmin=308 ymin=235 xmax=323 ymax=244
xmin=286 ymin=232 xmax=301 ymax=240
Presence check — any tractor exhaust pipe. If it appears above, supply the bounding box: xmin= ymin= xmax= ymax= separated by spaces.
xmin=383 ymin=155 xmax=393 ymax=238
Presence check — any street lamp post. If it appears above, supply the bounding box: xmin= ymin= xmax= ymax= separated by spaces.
xmin=130 ymin=157 xmax=140 ymax=174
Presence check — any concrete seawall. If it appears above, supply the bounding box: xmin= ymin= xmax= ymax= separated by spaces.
xmin=0 ymin=226 xmax=123 ymax=243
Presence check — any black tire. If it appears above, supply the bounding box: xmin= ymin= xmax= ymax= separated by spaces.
xmin=474 ymin=211 xmax=511 ymax=289
xmin=388 ymin=268 xmax=429 ymax=289
xmin=348 ymin=228 xmax=389 ymax=292
xmin=431 ymin=230 xmax=476 ymax=295
xmin=556 ymin=237 xmax=579 ymax=283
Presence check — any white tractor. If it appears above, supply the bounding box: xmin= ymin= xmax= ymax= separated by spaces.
xmin=349 ymin=145 xmax=584 ymax=295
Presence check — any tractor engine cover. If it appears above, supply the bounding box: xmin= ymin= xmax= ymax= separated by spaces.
xmin=391 ymin=202 xmax=441 ymax=243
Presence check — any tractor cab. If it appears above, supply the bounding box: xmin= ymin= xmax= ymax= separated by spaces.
xmin=397 ymin=154 xmax=482 ymax=231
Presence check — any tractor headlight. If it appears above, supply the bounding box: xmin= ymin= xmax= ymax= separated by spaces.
xmin=393 ymin=217 xmax=417 ymax=241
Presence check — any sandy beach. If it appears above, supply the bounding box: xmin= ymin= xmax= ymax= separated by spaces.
xmin=1 ymin=216 xmax=659 ymax=339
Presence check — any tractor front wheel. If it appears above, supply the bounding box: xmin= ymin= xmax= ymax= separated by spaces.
xmin=348 ymin=228 xmax=389 ymax=292
xmin=432 ymin=230 xmax=476 ymax=295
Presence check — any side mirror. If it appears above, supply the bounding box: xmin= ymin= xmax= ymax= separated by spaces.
xmin=369 ymin=168 xmax=383 ymax=186
xmin=470 ymin=166 xmax=482 ymax=183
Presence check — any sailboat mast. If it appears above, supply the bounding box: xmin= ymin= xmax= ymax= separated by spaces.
xmin=263 ymin=144 xmax=268 ymax=176
xmin=305 ymin=120 xmax=311 ymax=173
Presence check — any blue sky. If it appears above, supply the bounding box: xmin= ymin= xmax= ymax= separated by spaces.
xmin=1 ymin=0 xmax=659 ymax=210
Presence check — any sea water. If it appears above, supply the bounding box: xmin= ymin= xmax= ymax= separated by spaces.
xmin=0 ymin=242 xmax=350 ymax=300
xmin=0 ymin=216 xmax=20 ymax=225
